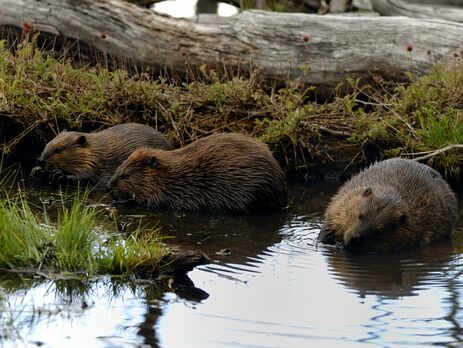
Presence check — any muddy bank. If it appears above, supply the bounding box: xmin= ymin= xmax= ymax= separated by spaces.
xmin=1 ymin=40 xmax=463 ymax=182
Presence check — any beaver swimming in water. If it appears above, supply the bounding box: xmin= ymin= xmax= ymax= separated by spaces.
xmin=317 ymin=158 xmax=458 ymax=252
xmin=107 ymin=133 xmax=288 ymax=213
xmin=31 ymin=123 xmax=172 ymax=186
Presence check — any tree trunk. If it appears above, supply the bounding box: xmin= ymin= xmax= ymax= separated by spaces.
xmin=407 ymin=0 xmax=463 ymax=6
xmin=1 ymin=0 xmax=463 ymax=91
xmin=372 ymin=0 xmax=463 ymax=22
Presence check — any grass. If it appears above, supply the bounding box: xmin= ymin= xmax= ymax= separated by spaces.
xmin=2 ymin=37 xmax=463 ymax=176
xmin=0 ymin=185 xmax=169 ymax=277
xmin=0 ymin=38 xmax=357 ymax=175
xmin=350 ymin=64 xmax=463 ymax=175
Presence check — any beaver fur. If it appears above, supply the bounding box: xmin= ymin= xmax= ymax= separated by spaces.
xmin=31 ymin=123 xmax=172 ymax=186
xmin=107 ymin=133 xmax=288 ymax=213
xmin=318 ymin=158 xmax=458 ymax=251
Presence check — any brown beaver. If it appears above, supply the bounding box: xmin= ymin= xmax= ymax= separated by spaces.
xmin=31 ymin=123 xmax=172 ymax=186
xmin=318 ymin=158 xmax=458 ymax=252
xmin=107 ymin=133 xmax=288 ymax=213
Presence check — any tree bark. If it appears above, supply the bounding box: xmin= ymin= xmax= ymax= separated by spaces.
xmin=372 ymin=0 xmax=463 ymax=22
xmin=1 ymin=0 xmax=463 ymax=90
xmin=407 ymin=0 xmax=463 ymax=6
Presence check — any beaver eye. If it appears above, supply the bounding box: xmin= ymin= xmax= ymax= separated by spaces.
xmin=358 ymin=214 xmax=365 ymax=220
xmin=54 ymin=147 xmax=62 ymax=154
xmin=119 ymin=174 xmax=129 ymax=180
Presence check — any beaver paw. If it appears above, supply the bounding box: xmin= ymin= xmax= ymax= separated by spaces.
xmin=31 ymin=166 xmax=45 ymax=179
xmin=65 ymin=174 xmax=78 ymax=184
xmin=49 ymin=168 xmax=67 ymax=183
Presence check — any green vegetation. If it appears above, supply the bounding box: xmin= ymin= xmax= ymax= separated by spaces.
xmin=1 ymin=38 xmax=463 ymax=175
xmin=350 ymin=65 xmax=463 ymax=174
xmin=0 ymin=186 xmax=168 ymax=276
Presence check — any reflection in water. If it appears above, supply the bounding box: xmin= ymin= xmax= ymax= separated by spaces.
xmin=152 ymin=0 xmax=239 ymax=18
xmin=2 ymin=183 xmax=463 ymax=347
xmin=324 ymin=245 xmax=455 ymax=298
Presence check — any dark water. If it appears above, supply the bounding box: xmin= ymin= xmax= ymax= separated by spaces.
xmin=2 ymin=182 xmax=463 ymax=347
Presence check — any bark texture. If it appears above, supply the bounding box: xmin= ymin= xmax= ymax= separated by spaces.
xmin=372 ymin=0 xmax=463 ymax=22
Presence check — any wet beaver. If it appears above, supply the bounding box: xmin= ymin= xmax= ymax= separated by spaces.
xmin=31 ymin=123 xmax=172 ymax=186
xmin=107 ymin=133 xmax=288 ymax=213
xmin=318 ymin=158 xmax=458 ymax=252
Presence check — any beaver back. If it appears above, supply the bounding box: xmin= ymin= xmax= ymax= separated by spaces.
xmin=108 ymin=133 xmax=288 ymax=212
xmin=318 ymin=158 xmax=458 ymax=251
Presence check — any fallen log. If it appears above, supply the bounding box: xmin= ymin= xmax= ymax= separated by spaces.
xmin=372 ymin=0 xmax=463 ymax=22
xmin=407 ymin=0 xmax=463 ymax=6
xmin=1 ymin=0 xmax=463 ymax=91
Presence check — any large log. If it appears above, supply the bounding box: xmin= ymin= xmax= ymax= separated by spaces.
xmin=372 ymin=0 xmax=463 ymax=22
xmin=1 ymin=0 xmax=463 ymax=90
xmin=407 ymin=0 xmax=463 ymax=6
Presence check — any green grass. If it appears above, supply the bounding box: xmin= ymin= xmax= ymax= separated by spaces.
xmin=351 ymin=63 xmax=463 ymax=173
xmin=0 ymin=186 xmax=168 ymax=277
xmin=3 ymin=37 xmax=463 ymax=176
xmin=0 ymin=38 xmax=355 ymax=175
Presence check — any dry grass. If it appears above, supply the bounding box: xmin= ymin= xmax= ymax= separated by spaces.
xmin=2 ymin=37 xmax=463 ymax=177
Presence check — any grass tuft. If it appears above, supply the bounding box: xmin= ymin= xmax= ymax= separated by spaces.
xmin=0 ymin=184 xmax=168 ymax=277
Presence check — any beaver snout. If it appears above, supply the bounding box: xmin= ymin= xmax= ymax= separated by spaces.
xmin=109 ymin=188 xmax=135 ymax=204
xmin=107 ymin=177 xmax=135 ymax=203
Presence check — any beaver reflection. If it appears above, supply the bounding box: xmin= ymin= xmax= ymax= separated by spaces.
xmin=324 ymin=244 xmax=454 ymax=298
xmin=115 ymin=207 xmax=287 ymax=265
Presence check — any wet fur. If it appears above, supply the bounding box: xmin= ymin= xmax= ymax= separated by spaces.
xmin=34 ymin=123 xmax=172 ymax=186
xmin=108 ymin=133 xmax=288 ymax=213
xmin=318 ymin=158 xmax=458 ymax=251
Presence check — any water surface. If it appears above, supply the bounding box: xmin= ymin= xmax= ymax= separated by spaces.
xmin=1 ymin=182 xmax=463 ymax=347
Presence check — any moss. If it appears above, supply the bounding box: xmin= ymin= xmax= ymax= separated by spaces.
xmin=2 ymin=38 xmax=463 ymax=177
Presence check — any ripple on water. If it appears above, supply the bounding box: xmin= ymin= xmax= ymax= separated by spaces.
xmin=3 ymin=182 xmax=463 ymax=347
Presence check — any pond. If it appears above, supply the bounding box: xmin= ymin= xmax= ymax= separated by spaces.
xmin=1 ymin=181 xmax=463 ymax=347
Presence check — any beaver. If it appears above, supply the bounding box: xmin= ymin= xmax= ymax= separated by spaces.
xmin=317 ymin=158 xmax=458 ymax=252
xmin=107 ymin=133 xmax=288 ymax=213
xmin=31 ymin=123 xmax=172 ymax=186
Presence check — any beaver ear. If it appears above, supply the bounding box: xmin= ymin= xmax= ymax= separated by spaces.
xmin=146 ymin=156 xmax=158 ymax=168
xmin=77 ymin=135 xmax=87 ymax=147
xmin=362 ymin=186 xmax=373 ymax=197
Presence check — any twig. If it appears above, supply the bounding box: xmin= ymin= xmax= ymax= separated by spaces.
xmin=355 ymin=99 xmax=393 ymax=107
xmin=408 ymin=144 xmax=463 ymax=161
xmin=319 ymin=126 xmax=352 ymax=138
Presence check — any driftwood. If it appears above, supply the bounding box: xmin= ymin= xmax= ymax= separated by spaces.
xmin=372 ymin=0 xmax=463 ymax=22
xmin=1 ymin=0 xmax=463 ymax=90
xmin=407 ymin=0 xmax=463 ymax=5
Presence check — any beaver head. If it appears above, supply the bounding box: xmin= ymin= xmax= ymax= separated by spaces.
xmin=36 ymin=131 xmax=98 ymax=180
xmin=319 ymin=186 xmax=408 ymax=251
xmin=107 ymin=147 xmax=167 ymax=205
